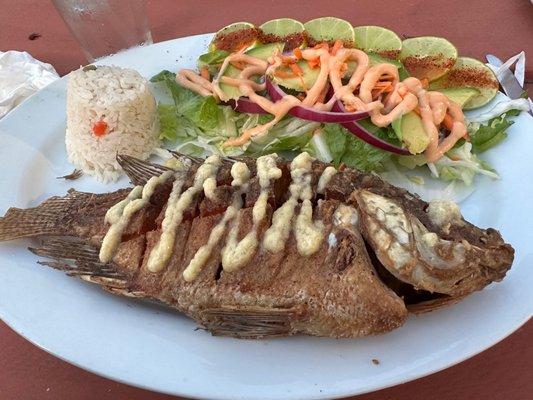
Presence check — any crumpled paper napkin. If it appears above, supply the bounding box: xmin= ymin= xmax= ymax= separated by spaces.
xmin=0 ymin=50 xmax=59 ymax=118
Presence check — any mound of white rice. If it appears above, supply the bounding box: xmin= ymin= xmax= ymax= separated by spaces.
xmin=65 ymin=65 xmax=159 ymax=182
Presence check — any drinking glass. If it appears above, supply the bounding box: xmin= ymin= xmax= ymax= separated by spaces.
xmin=52 ymin=0 xmax=153 ymax=62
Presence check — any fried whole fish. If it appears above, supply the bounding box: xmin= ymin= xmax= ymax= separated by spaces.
xmin=0 ymin=152 xmax=514 ymax=338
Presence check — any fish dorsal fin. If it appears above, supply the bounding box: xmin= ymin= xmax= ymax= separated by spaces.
xmin=198 ymin=306 xmax=301 ymax=339
xmin=116 ymin=154 xmax=173 ymax=186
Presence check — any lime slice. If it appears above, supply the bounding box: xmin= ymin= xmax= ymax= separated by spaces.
xmin=429 ymin=57 xmax=498 ymax=110
xmin=399 ymin=36 xmax=458 ymax=81
xmin=354 ymin=26 xmax=402 ymax=59
xmin=209 ymin=22 xmax=258 ymax=52
xmin=260 ymin=18 xmax=304 ymax=37
xmin=259 ymin=18 xmax=305 ymax=49
xmin=304 ymin=17 xmax=355 ymax=45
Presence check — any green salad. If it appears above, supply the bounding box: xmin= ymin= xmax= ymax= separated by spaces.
xmin=150 ymin=17 xmax=529 ymax=200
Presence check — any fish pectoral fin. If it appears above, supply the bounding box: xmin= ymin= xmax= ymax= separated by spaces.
xmin=407 ymin=293 xmax=465 ymax=314
xmin=198 ymin=306 xmax=301 ymax=339
xmin=29 ymin=236 xmax=128 ymax=288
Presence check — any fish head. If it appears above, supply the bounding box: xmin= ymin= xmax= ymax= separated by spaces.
xmin=354 ymin=190 xmax=514 ymax=297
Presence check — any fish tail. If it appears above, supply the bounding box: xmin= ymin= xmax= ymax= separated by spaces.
xmin=0 ymin=195 xmax=75 ymax=241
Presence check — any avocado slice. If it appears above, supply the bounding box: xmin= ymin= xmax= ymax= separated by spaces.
xmin=437 ymin=87 xmax=480 ymax=108
xmin=392 ymin=111 xmax=430 ymax=154
xmin=271 ymin=60 xmax=320 ymax=92
xmin=218 ymin=43 xmax=284 ymax=101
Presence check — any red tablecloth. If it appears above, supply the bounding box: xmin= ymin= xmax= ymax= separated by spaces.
xmin=0 ymin=1 xmax=532 ymax=399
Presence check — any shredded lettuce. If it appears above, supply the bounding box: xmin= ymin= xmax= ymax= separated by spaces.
xmin=157 ymin=104 xmax=179 ymax=140
xmin=151 ymin=70 xmax=222 ymax=136
xmin=466 ymin=98 xmax=529 ymax=123
xmin=246 ymin=117 xmax=318 ymax=157
xmin=303 ymin=128 xmax=333 ymax=162
xmin=198 ymin=49 xmax=230 ymax=74
xmin=322 ymin=122 xmax=396 ymax=172
xmin=433 ymin=142 xmax=499 ymax=185
xmin=151 ymin=68 xmax=522 ymax=197
xmin=468 ymin=109 xmax=520 ymax=153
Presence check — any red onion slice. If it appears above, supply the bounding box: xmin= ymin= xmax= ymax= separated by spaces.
xmin=225 ymin=97 xmax=269 ymax=114
xmin=332 ymin=101 xmax=410 ymax=155
xmin=266 ymin=79 xmax=368 ymax=123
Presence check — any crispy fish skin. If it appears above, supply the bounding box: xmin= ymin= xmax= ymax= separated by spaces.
xmin=0 ymin=154 xmax=514 ymax=338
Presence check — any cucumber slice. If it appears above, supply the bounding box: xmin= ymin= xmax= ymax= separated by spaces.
xmin=354 ymin=26 xmax=402 ymax=59
xmin=271 ymin=61 xmax=320 ymax=92
xmin=400 ymin=36 xmax=458 ymax=81
xmin=259 ymin=18 xmax=305 ymax=49
xmin=210 ymin=22 xmax=258 ymax=52
xmin=429 ymin=57 xmax=498 ymax=110
xmin=304 ymin=17 xmax=355 ymax=46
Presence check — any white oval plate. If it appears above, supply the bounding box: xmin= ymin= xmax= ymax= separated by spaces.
xmin=0 ymin=34 xmax=532 ymax=400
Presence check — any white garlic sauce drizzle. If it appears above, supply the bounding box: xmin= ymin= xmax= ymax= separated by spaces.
xmin=263 ymin=152 xmax=325 ymax=256
xmin=183 ymin=161 xmax=251 ymax=281
xmin=221 ymin=154 xmax=282 ymax=272
xmin=99 ymin=171 xmax=173 ymax=263
xmin=146 ymin=155 xmax=222 ymax=273
xmin=317 ymin=166 xmax=337 ymax=194
xmin=101 ymin=152 xmax=338 ymax=281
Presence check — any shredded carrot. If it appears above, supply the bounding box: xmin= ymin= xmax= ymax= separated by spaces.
xmin=374 ymin=80 xmax=391 ymax=87
xmin=307 ymin=57 xmax=320 ymax=69
xmin=293 ymin=47 xmax=303 ymax=59
xmin=200 ymin=66 xmax=210 ymax=80
xmin=331 ymin=40 xmax=343 ymax=56
xmin=281 ymin=55 xmax=296 ymax=65
xmin=230 ymin=60 xmax=247 ymax=69
xmin=371 ymin=81 xmax=393 ymax=99
xmin=314 ymin=42 xmax=329 ymax=51
xmin=442 ymin=113 xmax=454 ymax=130
xmin=273 ymin=69 xmax=295 ymax=79
xmin=420 ymin=78 xmax=429 ymax=89
xmin=345 ymin=104 xmax=358 ymax=112
xmin=340 ymin=62 xmax=348 ymax=74
xmin=290 ymin=63 xmax=303 ymax=76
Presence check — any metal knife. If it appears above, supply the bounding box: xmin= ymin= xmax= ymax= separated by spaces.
xmin=486 ymin=54 xmax=528 ymax=100
xmin=486 ymin=54 xmax=532 ymax=115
